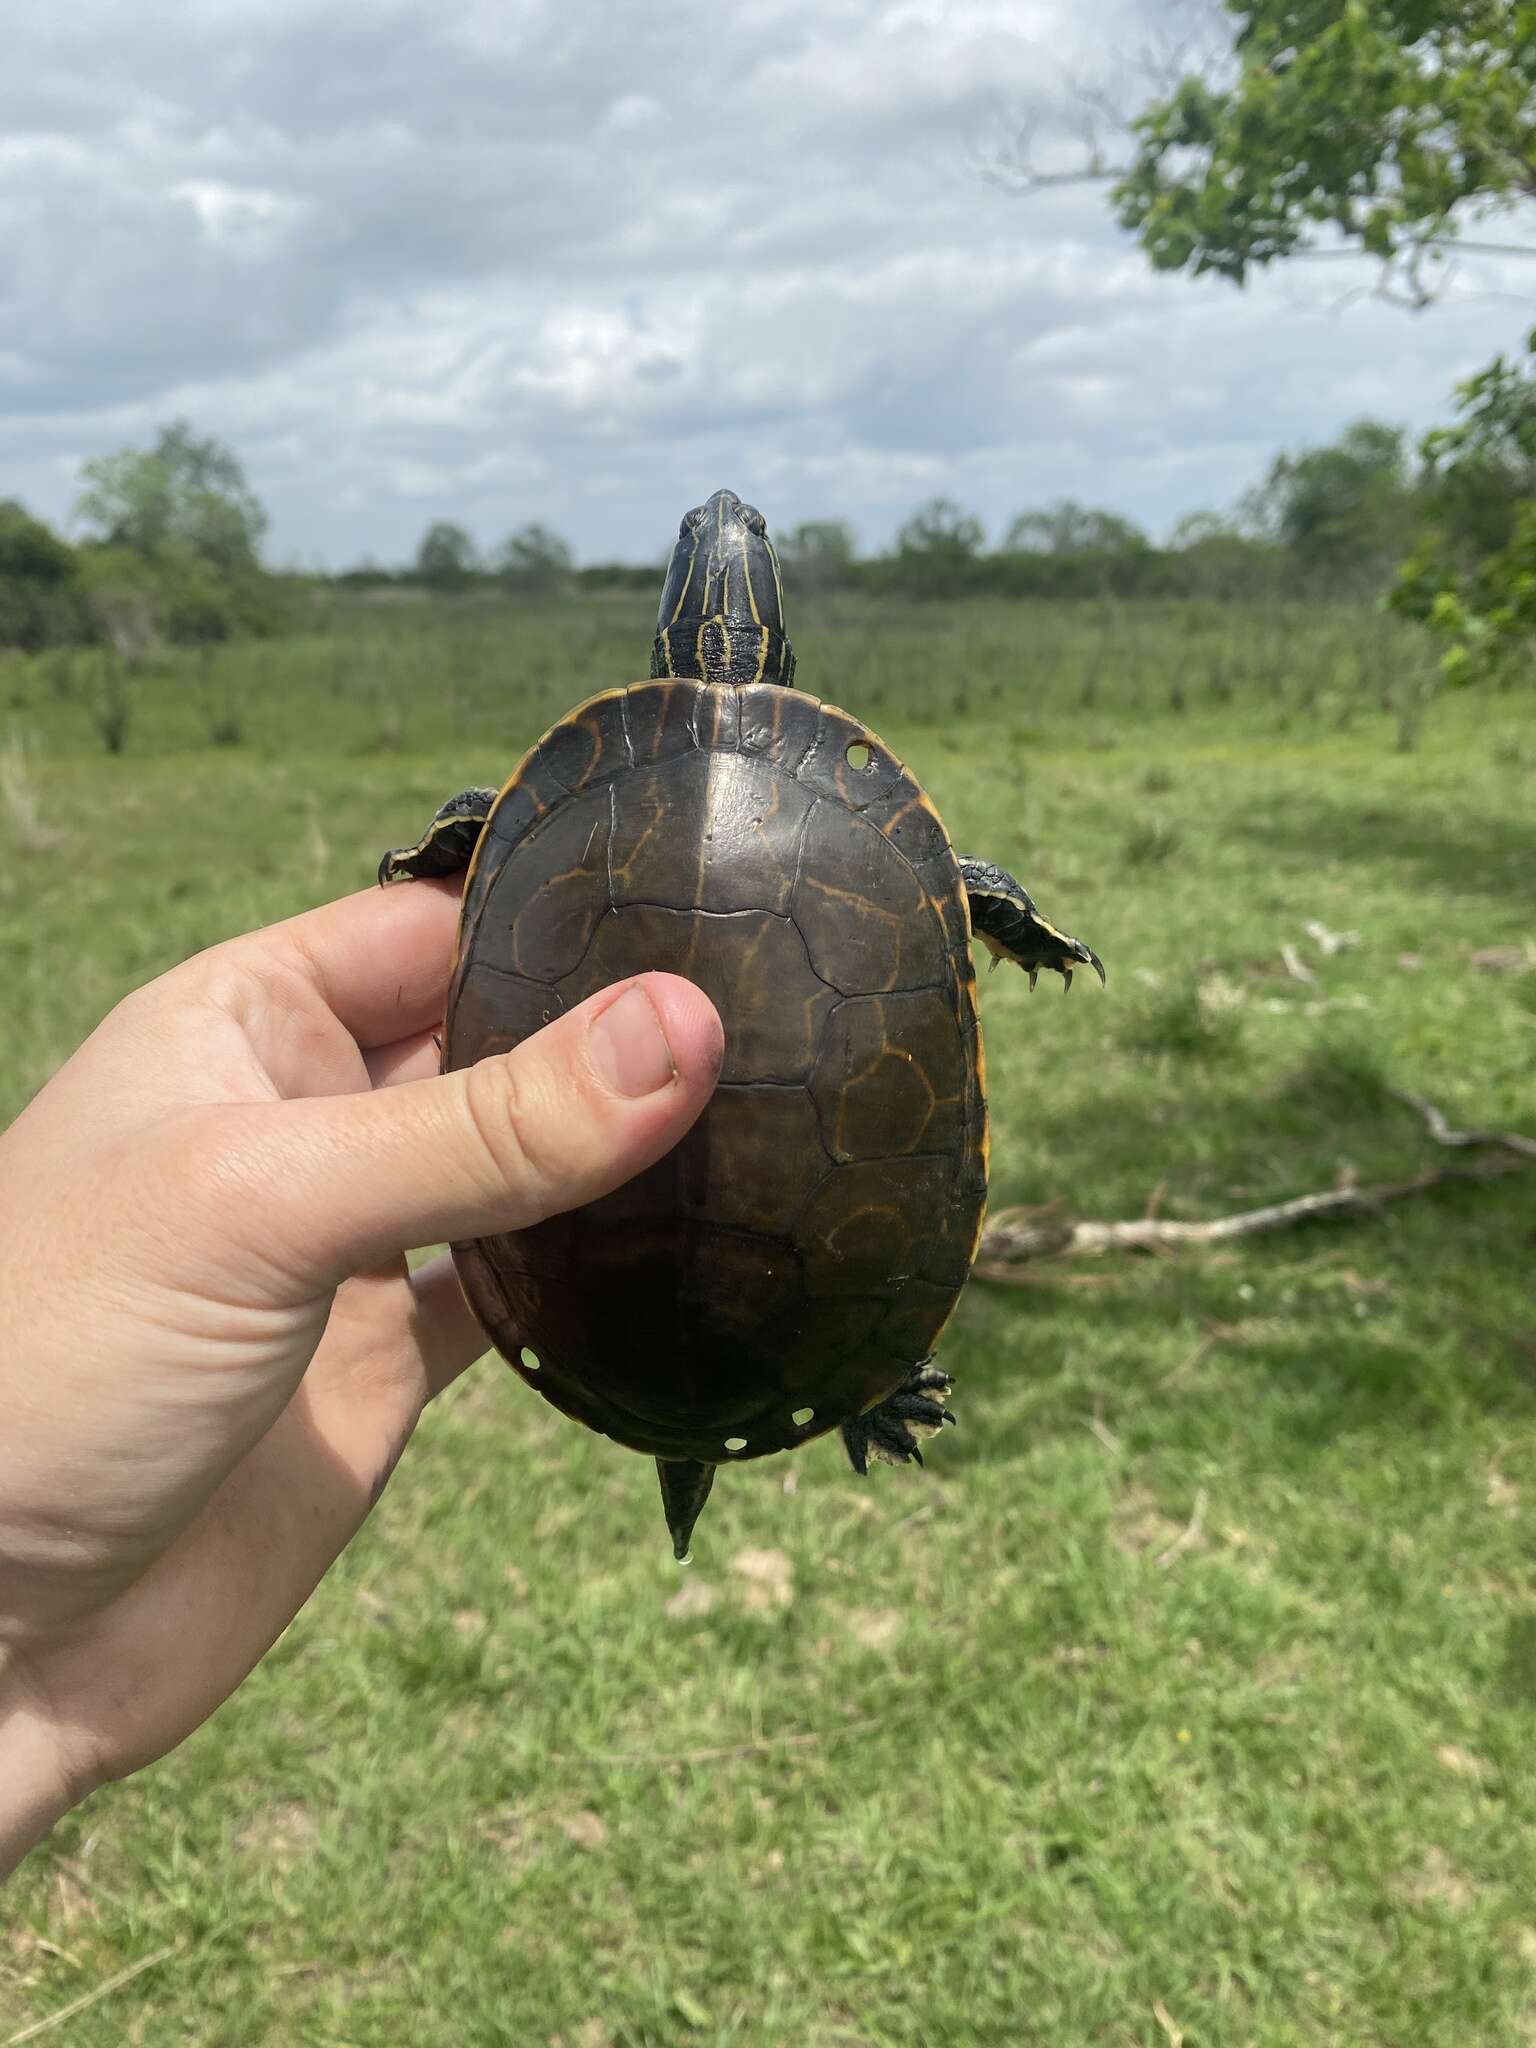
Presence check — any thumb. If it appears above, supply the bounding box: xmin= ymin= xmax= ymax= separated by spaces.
xmin=232 ymin=973 xmax=723 ymax=1290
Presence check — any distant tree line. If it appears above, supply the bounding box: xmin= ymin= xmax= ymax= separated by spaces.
xmin=0 ymin=406 xmax=1520 ymax=655
xmin=338 ymin=418 xmax=1469 ymax=607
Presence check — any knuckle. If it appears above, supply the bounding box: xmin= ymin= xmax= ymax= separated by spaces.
xmin=458 ymin=1056 xmax=564 ymax=1211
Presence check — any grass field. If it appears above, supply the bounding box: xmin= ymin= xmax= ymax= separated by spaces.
xmin=3 ymin=591 xmax=1535 ymax=2046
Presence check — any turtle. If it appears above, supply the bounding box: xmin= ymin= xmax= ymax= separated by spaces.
xmin=379 ymin=488 xmax=1103 ymax=1559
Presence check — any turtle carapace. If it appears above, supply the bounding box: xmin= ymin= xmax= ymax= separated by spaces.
xmin=380 ymin=487 xmax=1103 ymax=1558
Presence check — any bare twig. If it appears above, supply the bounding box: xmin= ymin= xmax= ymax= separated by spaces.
xmin=1488 ymin=1436 xmax=1536 ymax=1486
xmin=1152 ymin=1997 xmax=1187 ymax=2048
xmin=1388 ymin=1088 xmax=1536 ymax=1163
xmin=1085 ymin=1407 xmax=1122 ymax=1456
xmin=1304 ymin=919 xmax=1361 ymax=956
xmin=0 ymin=734 xmax=61 ymax=854
xmin=975 ymin=1089 xmax=1534 ymax=1280
xmin=1155 ymin=1488 xmax=1207 ymax=1568
xmin=2 ymin=1947 xmax=174 ymax=2046
xmin=1280 ymin=942 xmax=1317 ymax=987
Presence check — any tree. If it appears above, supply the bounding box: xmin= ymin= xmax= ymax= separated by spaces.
xmin=0 ymin=501 xmax=87 ymax=651
xmin=896 ymin=498 xmax=984 ymax=562
xmin=1418 ymin=338 xmax=1536 ymax=561
xmin=495 ymin=522 xmax=574 ymax=594
xmin=76 ymin=421 xmax=268 ymax=570
xmin=1245 ymin=419 xmax=1422 ymax=576
xmin=1167 ymin=510 xmax=1233 ymax=547
xmin=1004 ymin=500 xmax=1147 ymax=555
xmin=75 ymin=541 xmax=260 ymax=656
xmin=415 ymin=521 xmax=479 ymax=594
xmin=889 ymin=499 xmax=985 ymax=596
xmin=1110 ymin=5 xmax=1536 ymax=311
xmin=0 ymin=501 xmax=76 ymax=586
xmin=1391 ymin=334 xmax=1536 ymax=680
xmin=778 ymin=519 xmax=858 ymax=590
xmin=1165 ymin=509 xmax=1286 ymax=600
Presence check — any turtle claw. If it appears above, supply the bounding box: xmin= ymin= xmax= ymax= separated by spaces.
xmin=841 ymin=1362 xmax=955 ymax=1476
xmin=1045 ymin=934 xmax=1104 ymax=992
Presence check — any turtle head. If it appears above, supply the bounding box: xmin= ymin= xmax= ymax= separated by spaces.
xmin=651 ymin=487 xmax=796 ymax=687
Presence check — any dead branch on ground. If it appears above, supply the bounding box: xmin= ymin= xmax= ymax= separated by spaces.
xmin=974 ymin=1089 xmax=1534 ymax=1282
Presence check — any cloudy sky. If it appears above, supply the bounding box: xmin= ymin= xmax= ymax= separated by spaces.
xmin=2 ymin=0 xmax=1526 ymax=568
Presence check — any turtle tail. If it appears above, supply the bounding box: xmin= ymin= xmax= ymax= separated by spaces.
xmin=655 ymin=1458 xmax=718 ymax=1562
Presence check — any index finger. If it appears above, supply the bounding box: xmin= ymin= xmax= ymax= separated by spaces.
xmin=239 ymin=879 xmax=465 ymax=1048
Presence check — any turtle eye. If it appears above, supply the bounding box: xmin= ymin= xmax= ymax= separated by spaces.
xmin=681 ymin=506 xmax=707 ymax=535
xmin=738 ymin=502 xmax=766 ymax=535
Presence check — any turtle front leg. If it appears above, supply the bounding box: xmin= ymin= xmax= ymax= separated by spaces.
xmin=957 ymin=856 xmax=1105 ymax=992
xmin=378 ymin=787 xmax=500 ymax=885
xmin=842 ymin=1361 xmax=955 ymax=1476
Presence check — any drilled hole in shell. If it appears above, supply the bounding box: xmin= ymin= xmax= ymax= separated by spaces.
xmin=519 ymin=1347 xmax=541 ymax=1373
xmin=723 ymin=1436 xmax=749 ymax=1454
xmin=845 ymin=741 xmax=873 ymax=772
xmin=791 ymin=1407 xmax=815 ymax=1428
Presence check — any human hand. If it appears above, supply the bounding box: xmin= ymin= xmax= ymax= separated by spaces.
xmin=0 ymin=882 xmax=722 ymax=1872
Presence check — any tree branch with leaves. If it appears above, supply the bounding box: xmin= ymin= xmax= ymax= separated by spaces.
xmin=1110 ymin=2 xmax=1536 ymax=310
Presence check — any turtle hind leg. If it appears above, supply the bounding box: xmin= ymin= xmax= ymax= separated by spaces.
xmin=656 ymin=1458 xmax=718 ymax=1562
xmin=841 ymin=1362 xmax=955 ymax=1477
xmin=378 ymin=786 xmax=500 ymax=885
xmin=957 ymin=855 xmax=1105 ymax=992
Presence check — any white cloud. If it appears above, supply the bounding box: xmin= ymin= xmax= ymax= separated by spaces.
xmin=171 ymin=179 xmax=308 ymax=250
xmin=0 ymin=0 xmax=1520 ymax=565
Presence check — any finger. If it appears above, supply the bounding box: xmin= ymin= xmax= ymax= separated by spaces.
xmin=365 ymin=1028 xmax=444 ymax=1090
xmin=232 ymin=879 xmax=465 ymax=1048
xmin=293 ymin=1256 xmax=489 ymax=1466
xmin=410 ymin=1251 xmax=493 ymax=1397
xmin=216 ymin=973 xmax=723 ymax=1292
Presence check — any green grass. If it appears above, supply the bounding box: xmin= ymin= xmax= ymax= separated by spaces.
xmin=3 ymin=593 xmax=1536 ymax=2045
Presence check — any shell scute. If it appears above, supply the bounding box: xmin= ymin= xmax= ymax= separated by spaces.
xmin=789 ymin=799 xmax=945 ymax=996
xmin=794 ymin=1154 xmax=954 ymax=1299
xmin=796 ymin=704 xmax=906 ymax=811
xmin=624 ymin=678 xmax=699 ymax=762
xmin=737 ymin=682 xmax=819 ymax=771
xmin=477 ymin=789 xmax=611 ymax=981
xmin=859 ymin=785 xmax=954 ymax=867
xmin=812 ymin=991 xmax=968 ymax=1164
xmin=534 ymin=688 xmax=632 ymax=793
xmin=675 ymin=1084 xmax=831 ymax=1235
